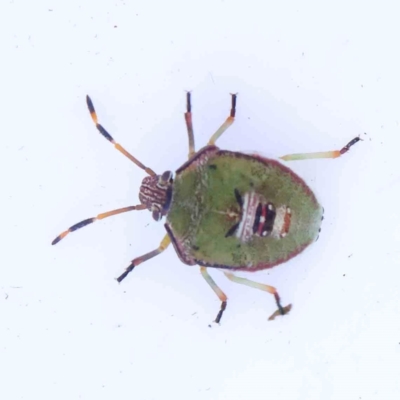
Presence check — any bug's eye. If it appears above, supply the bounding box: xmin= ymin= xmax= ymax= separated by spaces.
xmin=159 ymin=171 xmax=173 ymax=187
xmin=152 ymin=208 xmax=161 ymax=221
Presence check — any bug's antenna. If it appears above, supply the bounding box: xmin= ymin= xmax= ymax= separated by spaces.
xmin=52 ymin=204 xmax=147 ymax=245
xmin=86 ymin=95 xmax=156 ymax=176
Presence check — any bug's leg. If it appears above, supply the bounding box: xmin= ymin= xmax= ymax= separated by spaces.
xmin=117 ymin=234 xmax=171 ymax=282
xmin=207 ymin=93 xmax=237 ymax=146
xmin=184 ymin=92 xmax=196 ymax=159
xmin=200 ymin=267 xmax=228 ymax=324
xmin=223 ymin=272 xmax=292 ymax=321
xmin=280 ymin=136 xmax=361 ymax=161
xmin=52 ymin=204 xmax=147 ymax=245
xmin=86 ymin=95 xmax=155 ymax=176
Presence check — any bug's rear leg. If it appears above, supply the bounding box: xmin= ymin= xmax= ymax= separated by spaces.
xmin=117 ymin=234 xmax=171 ymax=282
xmin=200 ymin=267 xmax=228 ymax=324
xmin=223 ymin=272 xmax=292 ymax=321
xmin=280 ymin=136 xmax=361 ymax=161
xmin=207 ymin=94 xmax=237 ymax=146
xmin=184 ymin=92 xmax=196 ymax=159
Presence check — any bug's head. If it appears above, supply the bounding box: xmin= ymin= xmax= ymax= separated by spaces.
xmin=139 ymin=171 xmax=173 ymax=221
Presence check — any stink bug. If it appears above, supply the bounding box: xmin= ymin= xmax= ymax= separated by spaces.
xmin=52 ymin=93 xmax=360 ymax=323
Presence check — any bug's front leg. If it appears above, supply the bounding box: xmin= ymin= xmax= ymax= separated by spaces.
xmin=117 ymin=234 xmax=171 ymax=282
xmin=223 ymin=272 xmax=292 ymax=320
xmin=200 ymin=266 xmax=228 ymax=325
xmin=280 ymin=136 xmax=361 ymax=161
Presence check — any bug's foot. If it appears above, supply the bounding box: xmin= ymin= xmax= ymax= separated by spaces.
xmin=208 ymin=301 xmax=227 ymax=327
xmin=268 ymin=303 xmax=292 ymax=321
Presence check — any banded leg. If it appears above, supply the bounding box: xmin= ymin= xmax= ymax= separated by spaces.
xmin=86 ymin=95 xmax=155 ymax=176
xmin=280 ymin=136 xmax=361 ymax=161
xmin=52 ymin=204 xmax=147 ymax=245
xmin=117 ymin=234 xmax=171 ymax=282
xmin=200 ymin=267 xmax=228 ymax=324
xmin=207 ymin=93 xmax=237 ymax=146
xmin=223 ymin=272 xmax=292 ymax=321
xmin=184 ymin=92 xmax=195 ymax=159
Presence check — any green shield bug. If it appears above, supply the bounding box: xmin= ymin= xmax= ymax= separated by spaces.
xmin=52 ymin=93 xmax=360 ymax=323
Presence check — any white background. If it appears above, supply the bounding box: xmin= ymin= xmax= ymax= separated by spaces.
xmin=1 ymin=1 xmax=399 ymax=399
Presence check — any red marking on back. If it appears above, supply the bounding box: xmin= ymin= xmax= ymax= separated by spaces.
xmin=282 ymin=210 xmax=291 ymax=236
xmin=257 ymin=204 xmax=267 ymax=236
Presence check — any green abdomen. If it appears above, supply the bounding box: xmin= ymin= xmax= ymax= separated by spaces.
xmin=166 ymin=148 xmax=323 ymax=271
